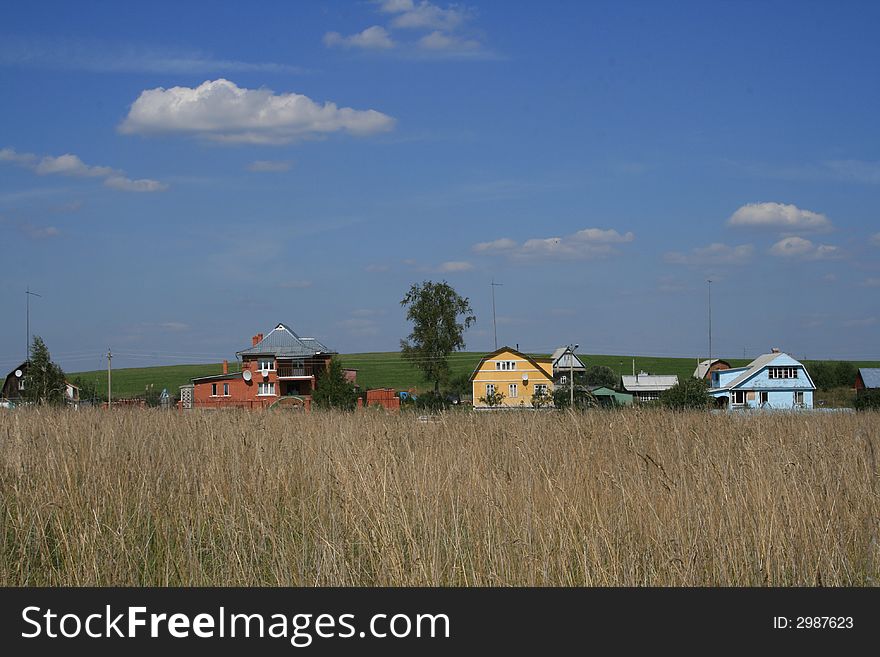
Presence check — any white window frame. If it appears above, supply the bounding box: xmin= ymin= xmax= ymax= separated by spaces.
xmin=509 ymin=383 xmax=518 ymax=398
xmin=258 ymin=382 xmax=277 ymax=396
xmin=486 ymin=384 xmax=496 ymax=397
xmin=211 ymin=383 xmax=218 ymax=397
xmin=534 ymin=384 xmax=548 ymax=396
xmin=495 ymin=360 xmax=517 ymax=371
xmin=258 ymin=358 xmax=276 ymax=372
xmin=732 ymin=390 xmax=746 ymax=405
xmin=760 ymin=391 xmax=769 ymax=405
xmin=223 ymin=383 xmax=230 ymax=397
xmin=794 ymin=391 xmax=804 ymax=405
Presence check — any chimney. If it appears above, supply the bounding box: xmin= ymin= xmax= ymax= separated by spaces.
xmin=222 ymin=359 xmax=228 ymax=375
xmin=771 ymin=347 xmax=780 ymax=353
xmin=252 ymin=333 xmax=263 ymax=347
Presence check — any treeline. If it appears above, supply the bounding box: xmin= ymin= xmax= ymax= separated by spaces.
xmin=804 ymin=361 xmax=858 ymax=390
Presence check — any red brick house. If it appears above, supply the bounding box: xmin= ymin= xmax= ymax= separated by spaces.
xmin=186 ymin=323 xmax=347 ymax=410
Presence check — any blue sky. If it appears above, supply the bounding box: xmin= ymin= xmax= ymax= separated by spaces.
xmin=1 ymin=0 xmax=879 ymax=372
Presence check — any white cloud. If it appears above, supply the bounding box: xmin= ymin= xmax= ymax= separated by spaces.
xmin=247 ymin=160 xmax=292 ymax=172
xmin=437 ymin=260 xmax=473 ymax=272
xmin=119 ymin=79 xmax=396 ymax=145
xmin=769 ymin=236 xmax=843 ymax=260
xmin=104 ymin=176 xmax=168 ymax=192
xmin=862 ymin=278 xmax=880 ymax=288
xmin=473 ymin=227 xmax=636 ymax=261
xmin=728 ymin=202 xmax=832 ymax=232
xmin=339 ymin=317 xmax=380 ymax=337
xmin=159 ymin=322 xmax=189 ymax=331
xmin=418 ymin=31 xmax=480 ymax=51
xmin=1 ymin=147 xmax=166 ymax=192
xmin=664 ymin=242 xmax=754 ymax=266
xmin=324 ymin=26 xmax=394 ymax=50
xmin=22 ymin=224 xmax=59 ymax=239
xmin=380 ymin=0 xmax=470 ymax=31
xmin=871 ymin=232 xmax=880 ymax=246
xmin=365 ymin=263 xmax=391 ymax=272
xmin=842 ymin=317 xmax=877 ymax=328
xmin=824 ymin=160 xmax=880 ymax=185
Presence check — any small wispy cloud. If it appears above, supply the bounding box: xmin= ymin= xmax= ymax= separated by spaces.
xmin=1 ymin=147 xmax=167 ymax=192
xmin=842 ymin=317 xmax=877 ymax=328
xmin=473 ymin=228 xmax=635 ymax=261
xmin=436 ymin=260 xmax=473 ymax=272
xmin=664 ymin=242 xmax=754 ymax=266
xmin=339 ymin=317 xmax=380 ymax=337
xmin=21 ymin=224 xmax=60 ymax=240
xmin=247 ymin=160 xmax=292 ymax=172
xmin=158 ymin=322 xmax=189 ymax=332
xmin=861 ymin=277 xmax=880 ymax=288
xmin=280 ymin=280 xmax=313 ymax=289
xmin=324 ymin=26 xmax=394 ymax=50
xmin=365 ymin=263 xmax=391 ymax=273
xmin=871 ymin=232 xmax=880 ymax=247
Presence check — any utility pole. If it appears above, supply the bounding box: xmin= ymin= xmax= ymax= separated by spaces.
xmin=490 ymin=279 xmax=503 ymax=350
xmin=707 ymin=279 xmax=713 ymax=364
xmin=25 ymin=286 xmax=41 ymax=362
xmin=107 ymin=348 xmax=112 ymax=409
xmin=569 ymin=343 xmax=579 ymax=408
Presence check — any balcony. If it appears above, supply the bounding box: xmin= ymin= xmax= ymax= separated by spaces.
xmin=277 ymin=363 xmax=314 ymax=379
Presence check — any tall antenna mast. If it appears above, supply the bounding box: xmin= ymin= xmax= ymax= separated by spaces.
xmin=490 ymin=279 xmax=503 ymax=350
xmin=707 ymin=279 xmax=713 ymax=363
xmin=25 ymin=286 xmax=41 ymax=362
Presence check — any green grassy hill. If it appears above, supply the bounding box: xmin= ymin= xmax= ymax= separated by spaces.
xmin=68 ymin=353 xmax=880 ymax=401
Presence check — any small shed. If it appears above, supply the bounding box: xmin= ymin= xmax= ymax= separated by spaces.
xmin=855 ymin=368 xmax=880 ymax=395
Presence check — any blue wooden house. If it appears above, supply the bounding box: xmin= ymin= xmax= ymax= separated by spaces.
xmin=709 ymin=349 xmax=816 ymax=410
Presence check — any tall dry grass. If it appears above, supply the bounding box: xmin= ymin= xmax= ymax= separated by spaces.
xmin=0 ymin=408 xmax=877 ymax=586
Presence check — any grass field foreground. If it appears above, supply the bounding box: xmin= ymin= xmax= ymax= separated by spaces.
xmin=1 ymin=408 xmax=877 ymax=586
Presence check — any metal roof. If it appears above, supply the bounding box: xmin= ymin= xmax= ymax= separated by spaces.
xmin=551 ymin=346 xmax=586 ymax=370
xmin=714 ymin=351 xmax=815 ymax=390
xmin=693 ymin=358 xmax=729 ymax=380
xmin=621 ymin=374 xmax=678 ymax=392
xmin=236 ymin=322 xmax=336 ymax=358
xmin=859 ymin=368 xmax=880 ymax=389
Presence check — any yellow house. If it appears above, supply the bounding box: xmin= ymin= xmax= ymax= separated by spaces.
xmin=470 ymin=346 xmax=554 ymax=409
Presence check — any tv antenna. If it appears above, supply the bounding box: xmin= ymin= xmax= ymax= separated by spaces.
xmin=25 ymin=286 xmax=41 ymax=362
xmin=491 ymin=279 xmax=503 ymax=350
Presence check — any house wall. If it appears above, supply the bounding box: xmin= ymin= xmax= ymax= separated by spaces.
xmin=714 ymin=368 xmax=747 ymax=388
xmin=472 ymin=349 xmax=554 ymax=408
xmin=711 ymin=355 xmax=815 ymax=410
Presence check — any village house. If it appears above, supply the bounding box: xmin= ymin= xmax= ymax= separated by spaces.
xmin=855 ymin=368 xmax=880 ymax=396
xmin=621 ymin=372 xmax=679 ymax=403
xmin=550 ymin=345 xmax=586 ymax=385
xmin=184 ymin=323 xmax=350 ymax=410
xmin=693 ymin=358 xmax=731 ymax=380
xmin=708 ymin=348 xmax=815 ymax=410
xmin=1 ymin=361 xmax=80 ymax=408
xmin=470 ymin=346 xmax=554 ymax=409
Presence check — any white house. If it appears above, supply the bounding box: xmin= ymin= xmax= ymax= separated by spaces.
xmin=621 ymin=372 xmax=679 ymax=403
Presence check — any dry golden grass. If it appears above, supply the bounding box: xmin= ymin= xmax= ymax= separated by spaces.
xmin=1 ymin=408 xmax=878 ymax=586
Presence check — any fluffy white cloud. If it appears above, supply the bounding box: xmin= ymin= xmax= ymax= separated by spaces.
xmin=247 ymin=160 xmax=292 ymax=172
xmin=1 ymin=147 xmax=166 ymax=192
xmin=664 ymin=243 xmax=754 ymax=266
xmin=769 ymin=236 xmax=842 ymax=260
xmin=324 ymin=26 xmax=394 ymax=50
xmin=473 ymin=227 xmax=635 ymax=261
xmin=119 ymin=79 xmax=396 ymax=144
xmin=380 ymin=0 xmax=469 ymax=31
xmin=728 ymin=202 xmax=832 ymax=232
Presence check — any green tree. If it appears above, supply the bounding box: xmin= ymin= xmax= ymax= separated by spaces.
xmin=71 ymin=376 xmax=101 ymax=404
xmin=659 ymin=377 xmax=712 ymax=410
xmin=479 ymin=390 xmax=506 ymax=407
xmin=23 ymin=336 xmax=67 ymax=406
xmin=552 ymin=385 xmax=596 ymax=410
xmin=584 ymin=365 xmax=619 ymax=388
xmin=312 ymin=358 xmax=359 ymax=411
xmin=854 ymin=389 xmax=880 ymax=411
xmin=530 ymin=388 xmax=553 ymax=408
xmin=400 ymin=280 xmax=476 ymax=393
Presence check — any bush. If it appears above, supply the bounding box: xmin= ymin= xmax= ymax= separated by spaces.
xmin=584 ymin=365 xmax=619 ymax=388
xmin=312 ymin=358 xmax=359 ymax=411
xmin=854 ymin=389 xmax=880 ymax=411
xmin=659 ymin=377 xmax=711 ymax=410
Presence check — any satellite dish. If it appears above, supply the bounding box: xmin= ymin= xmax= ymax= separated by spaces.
xmin=522 ymin=373 xmax=529 ymax=382
xmin=242 ymin=370 xmax=252 ymax=382
xmin=14 ymin=369 xmax=22 ymax=378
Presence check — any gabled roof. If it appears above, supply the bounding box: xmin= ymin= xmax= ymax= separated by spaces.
xmin=469 ymin=346 xmax=553 ymax=382
xmin=715 ymin=351 xmax=815 ymax=390
xmin=858 ymin=368 xmax=880 ymax=389
xmin=693 ymin=358 xmax=730 ymax=379
xmin=236 ymin=323 xmax=335 ymax=358
xmin=550 ymin=347 xmax=586 ymax=371
xmin=621 ymin=374 xmax=678 ymax=392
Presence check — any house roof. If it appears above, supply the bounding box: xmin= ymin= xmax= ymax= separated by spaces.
xmin=621 ymin=374 xmax=678 ymax=392
xmin=192 ymin=372 xmax=243 ymax=383
xmin=236 ymin=323 xmax=335 ymax=358
xmin=693 ymin=358 xmax=730 ymax=379
xmin=550 ymin=346 xmax=586 ymax=370
xmin=715 ymin=351 xmax=815 ymax=391
xmin=1 ymin=361 xmax=28 ymax=399
xmin=468 ymin=346 xmax=553 ymax=382
xmin=858 ymin=368 xmax=880 ymax=389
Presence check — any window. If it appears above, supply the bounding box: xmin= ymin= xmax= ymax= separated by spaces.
xmin=258 ymin=359 xmax=275 ymax=372
xmin=223 ymin=383 xmax=230 ymax=397
xmin=509 ymin=383 xmax=518 ymax=398
xmin=258 ymin=382 xmax=276 ymax=396
xmin=732 ymin=390 xmax=746 ymax=405
xmin=638 ymin=391 xmax=660 ymax=402
xmin=559 ymin=375 xmax=567 ymax=385
xmin=760 ymin=391 xmax=768 ymax=405
xmin=486 ymin=384 xmax=496 ymax=397
xmin=211 ymin=383 xmax=218 ymax=397
xmin=495 ymin=360 xmax=517 ymax=371
xmin=794 ymin=391 xmax=804 ymax=405
xmin=18 ymin=379 xmax=25 ymax=391
xmin=534 ymin=384 xmax=548 ymax=396
xmin=768 ymin=367 xmax=798 ymax=379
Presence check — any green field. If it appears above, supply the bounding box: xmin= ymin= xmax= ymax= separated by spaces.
xmin=68 ymin=352 xmax=880 ymax=402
